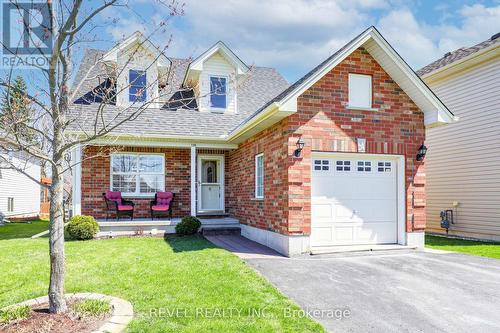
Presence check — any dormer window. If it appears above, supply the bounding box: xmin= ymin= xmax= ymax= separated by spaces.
xmin=129 ymin=70 xmax=147 ymax=102
xmin=210 ymin=76 xmax=227 ymax=110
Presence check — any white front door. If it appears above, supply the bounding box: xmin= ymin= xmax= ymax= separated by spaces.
xmin=311 ymin=153 xmax=398 ymax=246
xmin=197 ymin=155 xmax=224 ymax=212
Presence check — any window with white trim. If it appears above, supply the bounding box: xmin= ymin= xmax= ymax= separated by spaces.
xmin=129 ymin=70 xmax=147 ymax=102
xmin=210 ymin=76 xmax=227 ymax=109
xmin=348 ymin=73 xmax=372 ymax=108
xmin=111 ymin=153 xmax=164 ymax=196
xmin=336 ymin=160 xmax=351 ymax=171
xmin=314 ymin=160 xmax=330 ymax=171
xmin=378 ymin=161 xmax=392 ymax=172
xmin=357 ymin=161 xmax=372 ymax=172
xmin=255 ymin=153 xmax=264 ymax=198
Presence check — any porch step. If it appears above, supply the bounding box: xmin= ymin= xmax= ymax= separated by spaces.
xmin=201 ymin=226 xmax=241 ymax=236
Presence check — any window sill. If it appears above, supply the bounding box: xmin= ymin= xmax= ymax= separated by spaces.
xmin=251 ymin=197 xmax=264 ymax=201
xmin=210 ymin=108 xmax=226 ymax=113
xmin=346 ymin=106 xmax=378 ymax=112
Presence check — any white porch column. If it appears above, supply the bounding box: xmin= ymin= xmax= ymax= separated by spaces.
xmin=71 ymin=144 xmax=82 ymax=216
xmin=190 ymin=144 xmax=196 ymax=216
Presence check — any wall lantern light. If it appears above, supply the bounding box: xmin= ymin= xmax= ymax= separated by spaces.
xmin=416 ymin=144 xmax=427 ymax=161
xmin=294 ymin=137 xmax=305 ymax=158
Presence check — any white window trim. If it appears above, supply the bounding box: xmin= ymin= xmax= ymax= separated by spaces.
xmin=255 ymin=153 xmax=264 ymax=199
xmin=110 ymin=152 xmax=165 ymax=198
xmin=209 ymin=75 xmax=228 ymax=112
xmin=348 ymin=73 xmax=374 ymax=110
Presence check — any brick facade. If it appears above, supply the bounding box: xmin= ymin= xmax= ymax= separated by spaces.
xmin=226 ymin=119 xmax=290 ymax=234
xmin=227 ymin=47 xmax=426 ymax=235
xmin=81 ymin=47 xmax=426 ymax=235
xmin=81 ymin=146 xmax=192 ymax=219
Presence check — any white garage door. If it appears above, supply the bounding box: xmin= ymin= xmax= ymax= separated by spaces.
xmin=311 ymin=154 xmax=398 ymax=247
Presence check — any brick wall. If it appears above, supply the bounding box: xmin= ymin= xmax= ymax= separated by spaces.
xmin=227 ymin=47 xmax=426 ymax=235
xmin=226 ymin=120 xmax=290 ymax=234
xmin=81 ymin=146 xmax=191 ymax=219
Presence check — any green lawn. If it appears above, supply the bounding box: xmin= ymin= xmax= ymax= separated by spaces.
xmin=0 ymin=235 xmax=325 ymax=332
xmin=426 ymin=235 xmax=500 ymax=259
xmin=0 ymin=220 xmax=49 ymax=240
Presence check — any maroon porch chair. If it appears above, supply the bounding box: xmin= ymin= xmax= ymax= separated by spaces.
xmin=103 ymin=190 xmax=135 ymax=221
xmin=150 ymin=192 xmax=174 ymax=220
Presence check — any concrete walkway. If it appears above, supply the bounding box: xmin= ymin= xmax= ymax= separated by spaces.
xmin=204 ymin=235 xmax=283 ymax=259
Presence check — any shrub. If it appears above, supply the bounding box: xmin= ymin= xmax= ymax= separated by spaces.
xmin=0 ymin=305 xmax=30 ymax=324
xmin=66 ymin=215 xmax=99 ymax=240
xmin=175 ymin=216 xmax=201 ymax=235
xmin=72 ymin=299 xmax=111 ymax=319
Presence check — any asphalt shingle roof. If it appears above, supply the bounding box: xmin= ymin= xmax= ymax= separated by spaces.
xmin=68 ymin=48 xmax=289 ymax=138
xmin=417 ymin=33 xmax=500 ymax=76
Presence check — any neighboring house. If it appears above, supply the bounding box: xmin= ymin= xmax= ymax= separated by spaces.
xmin=0 ymin=139 xmax=41 ymax=221
xmin=68 ymin=26 xmax=455 ymax=256
xmin=418 ymin=33 xmax=500 ymax=242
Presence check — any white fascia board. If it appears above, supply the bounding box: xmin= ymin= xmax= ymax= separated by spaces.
xmin=67 ymin=132 xmax=237 ymax=149
xmin=367 ymin=29 xmax=456 ymax=126
xmin=226 ymin=102 xmax=288 ymax=142
xmin=183 ymin=41 xmax=249 ymax=86
xmin=421 ymin=43 xmax=500 ymax=83
xmin=275 ymin=27 xmax=456 ymax=127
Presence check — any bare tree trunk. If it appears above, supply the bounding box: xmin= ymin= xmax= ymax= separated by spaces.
xmin=48 ymin=154 xmax=67 ymax=313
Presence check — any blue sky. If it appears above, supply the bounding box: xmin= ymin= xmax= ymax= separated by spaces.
xmin=2 ymin=0 xmax=500 ymax=84
xmin=89 ymin=0 xmax=500 ymax=83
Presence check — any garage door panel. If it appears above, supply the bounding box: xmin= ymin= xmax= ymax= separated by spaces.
xmin=312 ymin=203 xmax=333 ymax=218
xmin=311 ymin=154 xmax=399 ymax=247
xmin=356 ymin=221 xmax=397 ymax=244
xmin=311 ymin=227 xmax=334 ymax=243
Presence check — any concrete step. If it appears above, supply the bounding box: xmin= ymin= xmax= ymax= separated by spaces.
xmin=201 ymin=226 xmax=241 ymax=236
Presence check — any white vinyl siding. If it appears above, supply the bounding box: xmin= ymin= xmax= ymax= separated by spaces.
xmin=255 ymin=153 xmax=264 ymax=199
xmin=425 ymin=57 xmax=500 ymax=241
xmin=0 ymin=153 xmax=40 ymax=218
xmin=110 ymin=153 xmax=165 ymax=197
xmin=348 ymin=74 xmax=372 ymax=108
xmin=198 ymin=52 xmax=237 ymax=113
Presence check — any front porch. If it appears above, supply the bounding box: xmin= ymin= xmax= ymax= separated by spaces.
xmin=72 ymin=143 xmax=236 ymax=220
xmin=96 ymin=216 xmax=240 ymax=237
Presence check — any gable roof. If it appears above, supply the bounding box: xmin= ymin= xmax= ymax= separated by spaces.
xmin=417 ymin=33 xmax=500 ymax=77
xmin=188 ymin=40 xmax=249 ymax=73
xmin=232 ymin=26 xmax=456 ymax=136
xmin=68 ymin=26 xmax=456 ymax=146
xmin=68 ymin=50 xmax=288 ymax=139
xmin=102 ymin=31 xmax=171 ymax=67
xmin=182 ymin=41 xmax=249 ymax=86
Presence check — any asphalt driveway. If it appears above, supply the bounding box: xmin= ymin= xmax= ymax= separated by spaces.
xmin=245 ymin=249 xmax=500 ymax=333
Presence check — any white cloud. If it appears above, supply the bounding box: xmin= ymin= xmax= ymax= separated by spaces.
xmin=104 ymin=1 xmax=500 ymax=81
xmin=378 ymin=4 xmax=500 ymax=69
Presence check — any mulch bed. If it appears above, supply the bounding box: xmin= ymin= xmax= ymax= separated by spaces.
xmin=1 ymin=302 xmax=110 ymax=333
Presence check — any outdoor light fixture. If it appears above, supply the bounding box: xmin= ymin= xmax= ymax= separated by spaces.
xmin=416 ymin=144 xmax=428 ymax=161
xmin=294 ymin=137 xmax=305 ymax=158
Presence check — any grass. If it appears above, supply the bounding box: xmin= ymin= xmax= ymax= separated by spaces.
xmin=426 ymin=235 xmax=500 ymax=259
xmin=72 ymin=299 xmax=111 ymax=319
xmin=0 ymin=220 xmax=49 ymax=240
xmin=0 ymin=235 xmax=325 ymax=332
xmin=0 ymin=305 xmax=30 ymax=324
